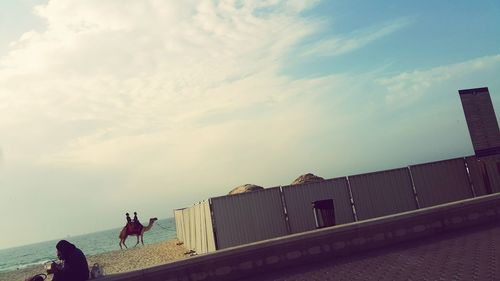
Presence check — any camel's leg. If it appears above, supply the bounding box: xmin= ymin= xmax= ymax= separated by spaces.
xmin=134 ymin=236 xmax=140 ymax=247
xmin=122 ymin=237 xmax=128 ymax=249
xmin=141 ymin=235 xmax=144 ymax=245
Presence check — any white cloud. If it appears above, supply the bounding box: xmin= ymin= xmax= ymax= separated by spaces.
xmin=302 ymin=18 xmax=413 ymax=57
xmin=0 ymin=0 xmax=323 ymax=167
xmin=379 ymin=54 xmax=500 ymax=106
xmin=0 ymin=0 xmax=345 ymax=233
xmin=0 ymin=0 xmax=341 ymax=247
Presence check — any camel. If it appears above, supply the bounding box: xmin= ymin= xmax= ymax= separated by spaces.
xmin=119 ymin=217 xmax=158 ymax=249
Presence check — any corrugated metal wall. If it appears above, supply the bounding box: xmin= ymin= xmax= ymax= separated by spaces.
xmin=192 ymin=201 xmax=216 ymax=254
xmin=484 ymin=156 xmax=500 ymax=193
xmin=174 ymin=209 xmax=185 ymax=243
xmin=189 ymin=206 xmax=195 ymax=251
xmin=176 ymin=201 xmax=216 ymax=254
xmin=204 ymin=201 xmax=216 ymax=252
xmin=465 ymin=156 xmax=489 ymax=196
xmin=210 ymin=187 xmax=288 ymax=249
xmin=349 ymin=168 xmax=417 ymax=220
xmin=194 ymin=203 xmax=202 ymax=253
xmin=174 ymin=155 xmax=496 ymax=253
xmin=410 ymin=158 xmax=473 ymax=208
xmin=281 ymin=177 xmax=354 ymax=234
xmin=181 ymin=208 xmax=191 ymax=250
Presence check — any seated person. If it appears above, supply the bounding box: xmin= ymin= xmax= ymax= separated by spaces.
xmin=47 ymin=240 xmax=89 ymax=281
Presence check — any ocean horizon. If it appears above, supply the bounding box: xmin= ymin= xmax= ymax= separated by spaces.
xmin=0 ymin=217 xmax=177 ymax=273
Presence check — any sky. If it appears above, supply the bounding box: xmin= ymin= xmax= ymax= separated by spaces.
xmin=0 ymin=0 xmax=499 ymax=250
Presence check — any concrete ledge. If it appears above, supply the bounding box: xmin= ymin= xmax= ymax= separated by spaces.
xmin=101 ymin=193 xmax=500 ymax=281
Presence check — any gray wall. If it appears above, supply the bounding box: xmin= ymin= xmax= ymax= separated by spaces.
xmin=349 ymin=168 xmax=417 ymax=220
xmin=410 ymin=158 xmax=473 ymax=208
xmin=281 ymin=177 xmax=354 ymax=234
xmin=211 ymin=187 xmax=288 ymax=249
xmin=174 ymin=155 xmax=498 ymax=253
xmin=465 ymin=156 xmax=489 ymax=196
xmin=483 ymin=155 xmax=500 ymax=193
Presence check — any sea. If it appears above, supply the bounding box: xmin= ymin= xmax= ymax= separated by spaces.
xmin=0 ymin=217 xmax=177 ymax=273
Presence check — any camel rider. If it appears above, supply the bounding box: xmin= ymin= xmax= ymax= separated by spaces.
xmin=133 ymin=212 xmax=143 ymax=232
xmin=125 ymin=213 xmax=133 ymax=232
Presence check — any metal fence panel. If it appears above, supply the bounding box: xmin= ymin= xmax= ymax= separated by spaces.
xmin=410 ymin=158 xmax=473 ymax=208
xmin=182 ymin=208 xmax=189 ymax=250
xmin=178 ymin=201 xmax=217 ymax=254
xmin=194 ymin=204 xmax=202 ymax=253
xmin=195 ymin=200 xmax=215 ymax=254
xmin=465 ymin=156 xmax=489 ymax=196
xmin=204 ymin=201 xmax=216 ymax=252
xmin=211 ymin=187 xmax=288 ymax=249
xmin=484 ymin=156 xmax=500 ymax=193
xmin=189 ymin=207 xmax=196 ymax=251
xmin=174 ymin=209 xmax=185 ymax=242
xmin=349 ymin=168 xmax=417 ymax=220
xmin=182 ymin=208 xmax=191 ymax=250
xmin=200 ymin=203 xmax=208 ymax=254
xmin=281 ymin=177 xmax=354 ymax=234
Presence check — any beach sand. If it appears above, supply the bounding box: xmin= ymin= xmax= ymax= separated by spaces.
xmin=0 ymin=239 xmax=188 ymax=281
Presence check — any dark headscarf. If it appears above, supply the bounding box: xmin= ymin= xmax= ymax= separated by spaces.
xmin=56 ymin=240 xmax=76 ymax=260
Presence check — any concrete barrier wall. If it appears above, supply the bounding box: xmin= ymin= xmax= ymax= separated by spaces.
xmin=110 ymin=193 xmax=500 ymax=281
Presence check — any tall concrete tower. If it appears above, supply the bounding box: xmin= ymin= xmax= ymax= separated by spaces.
xmin=459 ymin=87 xmax=500 ymax=194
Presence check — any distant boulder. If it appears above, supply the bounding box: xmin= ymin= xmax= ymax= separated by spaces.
xmin=228 ymin=184 xmax=264 ymax=195
xmin=291 ymin=173 xmax=325 ymax=185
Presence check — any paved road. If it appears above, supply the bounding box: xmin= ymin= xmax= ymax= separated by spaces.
xmin=241 ymin=223 xmax=500 ymax=281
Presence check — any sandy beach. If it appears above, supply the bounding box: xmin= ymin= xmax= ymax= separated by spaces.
xmin=0 ymin=239 xmax=187 ymax=281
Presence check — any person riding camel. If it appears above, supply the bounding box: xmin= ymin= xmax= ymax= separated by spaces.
xmin=133 ymin=212 xmax=143 ymax=232
xmin=125 ymin=213 xmax=133 ymax=232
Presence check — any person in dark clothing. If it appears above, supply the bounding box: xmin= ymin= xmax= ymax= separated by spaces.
xmin=125 ymin=212 xmax=133 ymax=232
xmin=47 ymin=240 xmax=89 ymax=281
xmin=133 ymin=212 xmax=143 ymax=232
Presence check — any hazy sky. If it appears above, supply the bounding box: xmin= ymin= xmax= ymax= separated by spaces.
xmin=1 ymin=0 xmax=499 ymax=250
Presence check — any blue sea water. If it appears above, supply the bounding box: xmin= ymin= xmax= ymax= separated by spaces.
xmin=0 ymin=217 xmax=177 ymax=273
